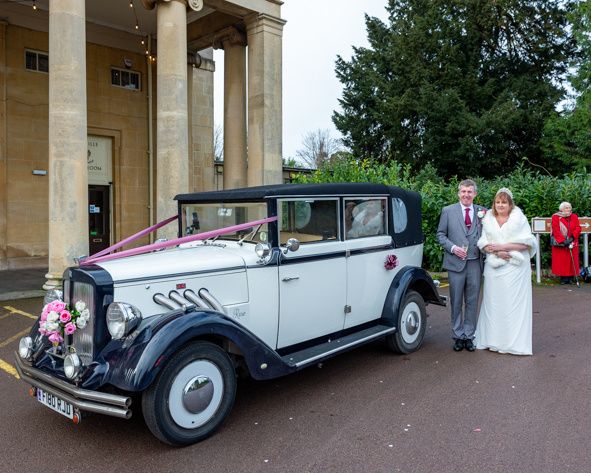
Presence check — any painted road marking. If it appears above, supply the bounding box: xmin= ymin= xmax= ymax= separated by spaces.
xmin=2 ymin=306 xmax=37 ymax=319
xmin=0 ymin=328 xmax=31 ymax=348
xmin=0 ymin=358 xmax=19 ymax=379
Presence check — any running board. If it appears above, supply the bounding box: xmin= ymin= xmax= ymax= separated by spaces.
xmin=281 ymin=325 xmax=397 ymax=369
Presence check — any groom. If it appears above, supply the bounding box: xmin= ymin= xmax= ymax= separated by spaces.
xmin=436 ymin=179 xmax=485 ymax=352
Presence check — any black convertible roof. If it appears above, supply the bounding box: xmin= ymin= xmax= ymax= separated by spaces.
xmin=175 ymin=182 xmax=417 ymax=202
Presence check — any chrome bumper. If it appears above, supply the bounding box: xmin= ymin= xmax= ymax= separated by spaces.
xmin=14 ymin=353 xmax=132 ymax=420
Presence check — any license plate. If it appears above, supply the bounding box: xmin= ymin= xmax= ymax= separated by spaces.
xmin=36 ymin=387 xmax=74 ymax=420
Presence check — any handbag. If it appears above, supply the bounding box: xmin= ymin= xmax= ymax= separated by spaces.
xmin=550 ymin=235 xmax=566 ymax=247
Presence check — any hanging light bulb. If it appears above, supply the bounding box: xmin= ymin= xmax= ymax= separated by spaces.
xmin=32 ymin=0 xmax=37 ymax=10
xmin=129 ymin=1 xmax=133 ymax=7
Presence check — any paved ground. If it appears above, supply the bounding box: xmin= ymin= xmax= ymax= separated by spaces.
xmin=1 ymin=283 xmax=590 ymax=473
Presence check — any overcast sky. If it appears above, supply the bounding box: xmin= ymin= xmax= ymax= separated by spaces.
xmin=213 ymin=0 xmax=389 ymax=160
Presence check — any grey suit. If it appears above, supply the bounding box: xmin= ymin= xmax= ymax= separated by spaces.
xmin=436 ymin=203 xmax=484 ymax=340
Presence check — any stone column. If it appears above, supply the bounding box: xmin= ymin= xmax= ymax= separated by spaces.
xmin=45 ymin=0 xmax=87 ymax=290
xmin=219 ymin=28 xmax=247 ymax=190
xmin=0 ymin=21 xmax=7 ymax=270
xmin=155 ymin=0 xmax=189 ymax=240
xmin=246 ymin=14 xmax=286 ymax=187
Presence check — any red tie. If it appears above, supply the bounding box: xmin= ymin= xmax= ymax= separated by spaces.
xmin=465 ymin=208 xmax=472 ymax=229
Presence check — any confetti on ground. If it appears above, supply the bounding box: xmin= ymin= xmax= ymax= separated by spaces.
xmin=401 ymin=402 xmax=405 ymax=406
xmin=403 ymin=428 xmax=409 ymax=432
xmin=380 ymin=380 xmax=384 ymax=383
xmin=254 ymin=422 xmax=259 ymax=425
xmin=388 ymin=444 xmax=394 ymax=448
xmin=264 ymin=459 xmax=269 ymax=463
xmin=289 ymin=417 xmax=293 ymax=420
xmin=512 ymin=385 xmax=515 ymax=389
xmin=407 ymin=424 xmax=411 ymax=427
xmin=475 ymin=380 xmax=479 ymax=383
xmin=473 ymin=428 xmax=482 ymax=432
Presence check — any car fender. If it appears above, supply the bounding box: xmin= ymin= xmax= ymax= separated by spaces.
xmin=96 ymin=310 xmax=294 ymax=392
xmin=381 ymin=266 xmax=445 ymax=325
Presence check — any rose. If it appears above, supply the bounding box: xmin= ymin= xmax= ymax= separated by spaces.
xmin=64 ymin=322 xmax=77 ymax=335
xmin=59 ymin=310 xmax=72 ymax=323
xmin=49 ymin=300 xmax=66 ymax=313
xmin=75 ymin=301 xmax=87 ymax=312
xmin=384 ymin=254 xmax=399 ymax=270
xmin=80 ymin=308 xmax=90 ymax=320
xmin=48 ymin=332 xmax=63 ymax=345
xmin=46 ymin=311 xmax=59 ymax=323
xmin=477 ymin=209 xmax=486 ymax=219
xmin=76 ymin=317 xmax=87 ymax=329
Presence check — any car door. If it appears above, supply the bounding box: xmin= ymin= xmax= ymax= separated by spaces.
xmin=343 ymin=197 xmax=394 ymax=329
xmin=277 ymin=198 xmax=347 ymax=348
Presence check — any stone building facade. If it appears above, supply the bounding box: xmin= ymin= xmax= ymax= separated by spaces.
xmin=0 ymin=0 xmax=285 ymax=288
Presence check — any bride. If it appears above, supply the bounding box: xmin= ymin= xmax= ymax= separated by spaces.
xmin=474 ymin=188 xmax=537 ymax=355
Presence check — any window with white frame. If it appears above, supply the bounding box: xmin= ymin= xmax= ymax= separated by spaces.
xmin=25 ymin=49 xmax=48 ymax=73
xmin=110 ymin=67 xmax=141 ymax=90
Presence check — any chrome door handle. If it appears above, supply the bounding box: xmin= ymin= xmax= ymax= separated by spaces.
xmin=282 ymin=277 xmax=300 ymax=282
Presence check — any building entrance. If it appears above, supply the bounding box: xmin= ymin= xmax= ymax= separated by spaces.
xmin=87 ymin=135 xmax=114 ymax=257
xmin=88 ymin=185 xmax=110 ymax=255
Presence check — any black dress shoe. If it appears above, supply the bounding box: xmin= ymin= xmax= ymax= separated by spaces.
xmin=465 ymin=339 xmax=476 ymax=351
xmin=453 ymin=339 xmax=465 ymax=351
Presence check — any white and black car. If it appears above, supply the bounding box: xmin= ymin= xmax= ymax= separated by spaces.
xmin=15 ymin=183 xmax=445 ymax=446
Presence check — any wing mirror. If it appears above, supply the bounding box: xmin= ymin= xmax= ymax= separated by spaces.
xmin=283 ymin=238 xmax=300 ymax=254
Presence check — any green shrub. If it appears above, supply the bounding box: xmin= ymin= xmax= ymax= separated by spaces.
xmin=294 ymin=159 xmax=591 ymax=271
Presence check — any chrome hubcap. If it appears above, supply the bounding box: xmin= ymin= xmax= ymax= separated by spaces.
xmin=182 ymin=376 xmax=214 ymax=414
xmin=169 ymin=360 xmax=224 ymax=429
xmin=401 ymin=301 xmax=421 ymax=343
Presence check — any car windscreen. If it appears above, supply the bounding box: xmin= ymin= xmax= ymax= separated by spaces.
xmin=180 ymin=202 xmax=269 ymax=242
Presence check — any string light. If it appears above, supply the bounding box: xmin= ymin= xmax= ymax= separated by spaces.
xmin=129 ymin=0 xmax=155 ymax=60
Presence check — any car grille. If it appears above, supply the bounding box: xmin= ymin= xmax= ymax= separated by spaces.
xmin=69 ymin=281 xmax=95 ymax=365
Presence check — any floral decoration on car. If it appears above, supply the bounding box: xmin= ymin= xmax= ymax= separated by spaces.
xmin=477 ymin=209 xmax=487 ymax=219
xmin=384 ymin=254 xmax=399 ymax=270
xmin=39 ymin=300 xmax=90 ymax=345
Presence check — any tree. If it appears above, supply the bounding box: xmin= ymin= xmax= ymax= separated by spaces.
xmin=295 ymin=129 xmax=343 ymax=169
xmin=213 ymin=125 xmax=223 ymax=162
xmin=541 ymin=0 xmax=591 ymax=172
xmin=333 ymin=0 xmax=577 ymax=178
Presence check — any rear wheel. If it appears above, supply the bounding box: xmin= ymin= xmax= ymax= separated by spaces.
xmin=386 ymin=290 xmax=426 ymax=354
xmin=142 ymin=341 xmax=236 ymax=446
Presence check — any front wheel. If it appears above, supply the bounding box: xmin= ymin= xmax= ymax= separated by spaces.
xmin=386 ymin=290 xmax=426 ymax=354
xmin=142 ymin=341 xmax=237 ymax=446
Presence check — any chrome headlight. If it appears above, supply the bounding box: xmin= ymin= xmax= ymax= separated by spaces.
xmin=18 ymin=337 xmax=33 ymax=360
xmin=64 ymin=353 xmax=81 ymax=379
xmin=43 ymin=288 xmax=64 ymax=305
xmin=255 ymin=242 xmax=272 ymax=263
xmin=106 ymin=302 xmax=142 ymax=340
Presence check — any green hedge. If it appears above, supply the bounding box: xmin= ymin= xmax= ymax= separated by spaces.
xmin=294 ymin=160 xmax=591 ymax=271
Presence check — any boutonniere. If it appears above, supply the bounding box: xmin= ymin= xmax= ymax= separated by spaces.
xmin=477 ymin=209 xmax=486 ymax=219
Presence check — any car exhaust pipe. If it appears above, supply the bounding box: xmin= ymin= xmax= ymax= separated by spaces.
xmin=153 ymin=293 xmax=182 ymax=311
xmin=183 ymin=289 xmax=210 ymax=309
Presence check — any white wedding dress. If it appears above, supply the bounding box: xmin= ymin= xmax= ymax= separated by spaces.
xmin=474 ymin=208 xmax=537 ymax=355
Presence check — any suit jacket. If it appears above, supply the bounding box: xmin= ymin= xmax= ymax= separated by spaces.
xmin=436 ymin=203 xmax=485 ymax=272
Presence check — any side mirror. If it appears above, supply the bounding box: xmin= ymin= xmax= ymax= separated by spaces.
xmin=283 ymin=238 xmax=300 ymax=254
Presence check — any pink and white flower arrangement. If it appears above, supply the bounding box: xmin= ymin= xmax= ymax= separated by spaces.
xmin=39 ymin=300 xmax=90 ymax=346
xmin=477 ymin=209 xmax=487 ymax=219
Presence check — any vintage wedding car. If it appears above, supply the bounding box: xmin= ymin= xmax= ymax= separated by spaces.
xmin=15 ymin=183 xmax=445 ymax=446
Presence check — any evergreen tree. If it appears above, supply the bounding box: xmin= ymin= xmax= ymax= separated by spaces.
xmin=333 ymin=0 xmax=576 ymax=178
xmin=541 ymin=0 xmax=591 ymax=172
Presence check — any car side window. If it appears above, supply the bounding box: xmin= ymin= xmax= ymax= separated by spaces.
xmin=279 ymin=199 xmax=339 ymax=245
xmin=391 ymin=197 xmax=408 ymax=233
xmin=344 ymin=198 xmax=387 ymax=239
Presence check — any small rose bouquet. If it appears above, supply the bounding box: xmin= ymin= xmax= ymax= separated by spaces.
xmin=39 ymin=300 xmax=90 ymax=346
xmin=477 ymin=209 xmax=487 ymax=219
xmin=384 ymin=254 xmax=399 ymax=270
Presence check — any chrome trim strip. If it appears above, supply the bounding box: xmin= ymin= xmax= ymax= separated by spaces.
xmin=114 ymin=266 xmax=245 ymax=285
xmin=294 ymin=327 xmax=397 ymax=368
xmin=14 ymin=354 xmax=131 ymax=413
